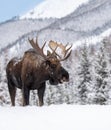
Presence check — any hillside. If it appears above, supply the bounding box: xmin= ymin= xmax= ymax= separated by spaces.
xmin=20 ymin=0 xmax=88 ymax=19
xmin=0 ymin=0 xmax=111 ymax=52
xmin=37 ymin=0 xmax=111 ymax=44
xmin=0 ymin=18 xmax=56 ymax=52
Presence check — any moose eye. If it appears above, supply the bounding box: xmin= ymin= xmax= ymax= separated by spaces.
xmin=51 ymin=64 xmax=56 ymax=68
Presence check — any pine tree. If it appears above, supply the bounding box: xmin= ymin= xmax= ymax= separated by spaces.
xmin=93 ymin=42 xmax=110 ymax=105
xmin=77 ymin=44 xmax=92 ymax=104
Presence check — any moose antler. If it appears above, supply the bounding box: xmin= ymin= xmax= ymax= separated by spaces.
xmin=49 ymin=40 xmax=72 ymax=61
xmin=28 ymin=37 xmax=59 ymax=59
xmin=28 ymin=37 xmax=47 ymax=58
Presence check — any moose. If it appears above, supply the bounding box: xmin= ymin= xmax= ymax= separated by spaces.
xmin=6 ymin=38 xmax=72 ymax=106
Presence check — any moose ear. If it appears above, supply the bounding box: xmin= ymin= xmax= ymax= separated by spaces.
xmin=43 ymin=60 xmax=50 ymax=69
xmin=43 ymin=60 xmax=51 ymax=70
xmin=47 ymin=50 xmax=52 ymax=56
xmin=46 ymin=60 xmax=51 ymax=66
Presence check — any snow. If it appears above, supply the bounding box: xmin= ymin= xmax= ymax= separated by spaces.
xmin=0 ymin=104 xmax=111 ymax=130
xmin=20 ymin=0 xmax=89 ymax=19
xmin=72 ymin=28 xmax=111 ymax=49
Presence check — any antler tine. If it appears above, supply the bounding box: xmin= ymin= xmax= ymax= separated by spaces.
xmin=28 ymin=37 xmax=40 ymax=51
xmin=48 ymin=40 xmax=72 ymax=61
xmin=48 ymin=41 xmax=58 ymax=54
xmin=65 ymin=43 xmax=69 ymax=48
xmin=42 ymin=41 xmax=47 ymax=50
xmin=48 ymin=44 xmax=59 ymax=58
xmin=54 ymin=49 xmax=72 ymax=61
xmin=36 ymin=37 xmax=38 ymax=44
xmin=28 ymin=37 xmax=46 ymax=58
xmin=35 ymin=36 xmax=47 ymax=51
xmin=60 ymin=50 xmax=72 ymax=61
xmin=51 ymin=45 xmax=58 ymax=56
xmin=28 ymin=38 xmax=37 ymax=49
xmin=56 ymin=44 xmax=72 ymax=61
xmin=64 ymin=44 xmax=72 ymax=57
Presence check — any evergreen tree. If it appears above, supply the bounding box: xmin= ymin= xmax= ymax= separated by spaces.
xmin=93 ymin=42 xmax=110 ymax=105
xmin=77 ymin=44 xmax=92 ymax=104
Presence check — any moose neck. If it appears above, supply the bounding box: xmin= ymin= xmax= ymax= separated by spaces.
xmin=33 ymin=62 xmax=50 ymax=84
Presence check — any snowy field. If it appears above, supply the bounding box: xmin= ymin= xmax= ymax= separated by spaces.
xmin=0 ymin=104 xmax=111 ymax=130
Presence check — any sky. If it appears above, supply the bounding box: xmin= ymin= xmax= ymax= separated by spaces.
xmin=0 ymin=0 xmax=44 ymax=23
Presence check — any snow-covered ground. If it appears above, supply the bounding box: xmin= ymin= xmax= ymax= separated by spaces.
xmin=20 ymin=0 xmax=89 ymax=19
xmin=0 ymin=104 xmax=111 ymax=130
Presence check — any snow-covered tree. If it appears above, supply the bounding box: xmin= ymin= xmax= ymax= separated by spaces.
xmin=93 ymin=42 xmax=110 ymax=105
xmin=76 ymin=44 xmax=92 ymax=104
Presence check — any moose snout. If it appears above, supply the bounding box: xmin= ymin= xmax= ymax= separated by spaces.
xmin=58 ymin=67 xmax=69 ymax=83
xmin=62 ymin=76 xmax=69 ymax=82
xmin=60 ymin=75 xmax=69 ymax=83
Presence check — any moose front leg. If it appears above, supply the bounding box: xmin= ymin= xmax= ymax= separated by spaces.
xmin=8 ymin=82 xmax=16 ymax=106
xmin=38 ymin=82 xmax=46 ymax=106
xmin=22 ymin=87 xmax=30 ymax=106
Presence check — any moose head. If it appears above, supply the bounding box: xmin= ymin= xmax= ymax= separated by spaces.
xmin=28 ymin=38 xmax=72 ymax=85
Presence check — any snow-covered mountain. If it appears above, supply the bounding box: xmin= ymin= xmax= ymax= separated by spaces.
xmin=34 ymin=0 xmax=111 ymax=44
xmin=1 ymin=0 xmax=111 ymax=52
xmin=20 ymin=0 xmax=89 ymax=19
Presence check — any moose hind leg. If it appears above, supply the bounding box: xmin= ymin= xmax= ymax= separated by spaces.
xmin=8 ymin=82 xmax=16 ymax=106
xmin=38 ymin=82 xmax=46 ymax=106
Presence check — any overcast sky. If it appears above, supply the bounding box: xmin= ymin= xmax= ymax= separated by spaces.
xmin=0 ymin=0 xmax=44 ymax=23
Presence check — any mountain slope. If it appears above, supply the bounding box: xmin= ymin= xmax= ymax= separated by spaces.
xmin=0 ymin=18 xmax=56 ymax=52
xmin=20 ymin=0 xmax=89 ymax=19
xmin=1 ymin=0 xmax=111 ymax=52
xmin=36 ymin=0 xmax=111 ymax=44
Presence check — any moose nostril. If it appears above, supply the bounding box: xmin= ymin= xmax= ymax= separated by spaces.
xmin=63 ymin=77 xmax=66 ymax=81
xmin=51 ymin=72 xmax=54 ymax=75
xmin=62 ymin=77 xmax=69 ymax=82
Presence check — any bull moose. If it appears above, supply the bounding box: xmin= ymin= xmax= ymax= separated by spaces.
xmin=6 ymin=38 xmax=72 ymax=106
